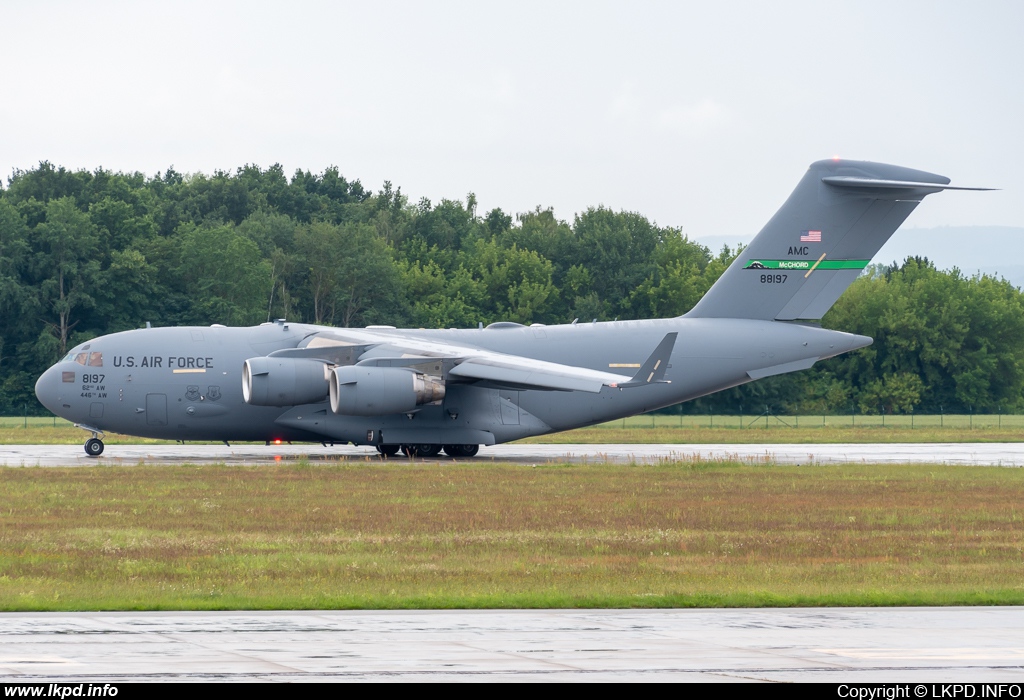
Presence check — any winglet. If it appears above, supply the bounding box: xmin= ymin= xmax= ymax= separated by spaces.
xmin=611 ymin=332 xmax=677 ymax=388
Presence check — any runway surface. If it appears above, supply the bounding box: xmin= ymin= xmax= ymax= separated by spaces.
xmin=5 ymin=443 xmax=1021 ymax=682
xmin=2 ymin=608 xmax=1023 ymax=682
xmin=2 ymin=442 xmax=1024 ymax=466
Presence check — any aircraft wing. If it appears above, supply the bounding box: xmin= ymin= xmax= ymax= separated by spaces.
xmin=289 ymin=328 xmax=676 ymax=393
xmin=446 ymin=355 xmax=627 ymax=392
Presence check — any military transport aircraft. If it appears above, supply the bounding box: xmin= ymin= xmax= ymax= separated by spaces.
xmin=35 ymin=159 xmax=988 ymax=457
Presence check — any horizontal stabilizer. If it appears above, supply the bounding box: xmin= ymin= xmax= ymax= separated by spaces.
xmin=822 ymin=176 xmax=995 ymax=192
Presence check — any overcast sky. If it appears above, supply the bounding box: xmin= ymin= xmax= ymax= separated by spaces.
xmin=1 ymin=1 xmax=1020 ymax=240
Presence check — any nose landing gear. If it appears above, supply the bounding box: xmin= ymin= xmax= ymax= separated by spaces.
xmin=75 ymin=424 xmax=105 ymax=457
xmin=85 ymin=437 xmax=104 ymax=456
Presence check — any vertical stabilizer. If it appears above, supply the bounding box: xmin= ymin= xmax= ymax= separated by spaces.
xmin=685 ymin=159 xmax=978 ymax=321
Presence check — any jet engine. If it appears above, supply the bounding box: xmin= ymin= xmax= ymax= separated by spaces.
xmin=242 ymin=357 xmax=331 ymax=406
xmin=329 ymin=365 xmax=445 ymax=416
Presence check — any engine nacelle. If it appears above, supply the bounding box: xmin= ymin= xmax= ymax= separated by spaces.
xmin=329 ymin=365 xmax=445 ymax=416
xmin=242 ymin=357 xmax=330 ymax=406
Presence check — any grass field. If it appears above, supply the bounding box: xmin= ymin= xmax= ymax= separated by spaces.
xmin=2 ymin=460 xmax=1023 ymax=611
xmin=523 ymin=412 xmax=1024 ymax=443
xmin=3 ymin=413 xmax=1022 ymax=446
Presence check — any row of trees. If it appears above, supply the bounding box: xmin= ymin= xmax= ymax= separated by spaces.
xmin=699 ymin=258 xmax=1024 ymax=416
xmin=2 ymin=162 xmax=1021 ymax=415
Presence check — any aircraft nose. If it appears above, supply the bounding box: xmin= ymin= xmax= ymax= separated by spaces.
xmin=34 ymin=365 xmax=63 ymax=415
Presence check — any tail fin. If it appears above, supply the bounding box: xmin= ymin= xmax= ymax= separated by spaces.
xmin=685 ymin=159 xmax=990 ymax=321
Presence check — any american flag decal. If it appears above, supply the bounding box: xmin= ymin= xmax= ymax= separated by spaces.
xmin=800 ymin=230 xmax=822 ymax=242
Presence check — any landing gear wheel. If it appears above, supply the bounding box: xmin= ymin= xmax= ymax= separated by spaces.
xmin=442 ymin=444 xmax=479 ymax=458
xmin=416 ymin=444 xmax=441 ymax=457
xmin=401 ymin=444 xmax=420 ymax=457
xmin=377 ymin=444 xmax=400 ymax=457
xmin=84 ymin=438 xmax=104 ymax=457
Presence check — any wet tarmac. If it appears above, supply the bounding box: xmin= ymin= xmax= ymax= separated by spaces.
xmin=1 ymin=608 xmax=1022 ymax=682
xmin=2 ymin=442 xmax=1024 ymax=467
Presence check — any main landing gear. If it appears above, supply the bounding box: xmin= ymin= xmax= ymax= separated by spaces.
xmin=376 ymin=444 xmax=479 ymax=458
xmin=443 ymin=444 xmax=479 ymax=457
xmin=403 ymin=444 xmax=441 ymax=458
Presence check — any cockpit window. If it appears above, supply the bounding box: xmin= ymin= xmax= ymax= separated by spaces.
xmin=64 ymin=344 xmax=93 ymax=363
xmin=87 ymin=352 xmax=103 ymax=367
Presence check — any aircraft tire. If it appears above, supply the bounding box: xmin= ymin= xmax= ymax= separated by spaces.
xmin=416 ymin=444 xmax=441 ymax=457
xmin=401 ymin=444 xmax=420 ymax=457
xmin=459 ymin=444 xmax=480 ymax=457
xmin=377 ymin=444 xmax=400 ymax=457
xmin=442 ymin=444 xmax=479 ymax=458
xmin=84 ymin=438 xmax=104 ymax=457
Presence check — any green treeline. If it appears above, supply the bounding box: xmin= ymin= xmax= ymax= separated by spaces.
xmin=2 ymin=162 xmax=1021 ymax=416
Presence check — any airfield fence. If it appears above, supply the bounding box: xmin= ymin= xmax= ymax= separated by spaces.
xmin=600 ymin=412 xmax=1024 ymax=430
xmin=4 ymin=413 xmax=1024 ymax=431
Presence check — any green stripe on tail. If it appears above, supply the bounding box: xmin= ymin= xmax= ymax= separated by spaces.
xmin=743 ymin=259 xmax=870 ymax=271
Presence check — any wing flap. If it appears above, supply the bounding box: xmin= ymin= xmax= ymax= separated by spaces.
xmin=448 ymin=360 xmax=612 ymax=392
xmin=269 ymin=344 xmax=376 ymax=365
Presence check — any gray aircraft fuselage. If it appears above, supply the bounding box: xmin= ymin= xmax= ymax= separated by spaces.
xmin=35 ymin=318 xmax=867 ymax=446
xmin=34 ymin=159 xmax=985 ymax=455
